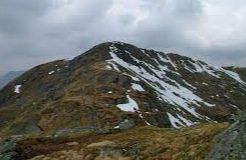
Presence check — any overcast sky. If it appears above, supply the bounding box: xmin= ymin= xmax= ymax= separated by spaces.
xmin=0 ymin=0 xmax=246 ymax=76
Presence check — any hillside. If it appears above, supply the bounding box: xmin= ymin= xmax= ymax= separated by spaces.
xmin=0 ymin=42 xmax=246 ymax=159
xmin=236 ymin=68 xmax=246 ymax=81
xmin=0 ymin=42 xmax=245 ymax=136
xmin=225 ymin=66 xmax=246 ymax=82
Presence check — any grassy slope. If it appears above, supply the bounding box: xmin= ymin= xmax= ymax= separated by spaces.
xmin=0 ymin=60 xmax=169 ymax=136
xmin=11 ymin=123 xmax=228 ymax=160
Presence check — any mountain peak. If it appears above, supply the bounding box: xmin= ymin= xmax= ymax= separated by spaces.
xmin=0 ymin=42 xmax=246 ymax=136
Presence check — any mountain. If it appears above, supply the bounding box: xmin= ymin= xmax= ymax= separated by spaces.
xmin=0 ymin=42 xmax=246 ymax=159
xmin=226 ymin=66 xmax=246 ymax=82
xmin=0 ymin=71 xmax=24 ymax=89
xmin=0 ymin=42 xmax=245 ymax=136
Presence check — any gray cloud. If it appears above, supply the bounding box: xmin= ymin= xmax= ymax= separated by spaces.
xmin=0 ymin=0 xmax=53 ymax=34
xmin=0 ymin=0 xmax=246 ymax=76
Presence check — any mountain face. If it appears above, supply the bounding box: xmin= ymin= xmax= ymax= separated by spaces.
xmin=0 ymin=42 xmax=246 ymax=136
xmin=0 ymin=71 xmax=24 ymax=89
xmin=227 ymin=66 xmax=246 ymax=82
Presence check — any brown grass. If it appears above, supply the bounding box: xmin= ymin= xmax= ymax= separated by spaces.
xmin=14 ymin=122 xmax=228 ymax=160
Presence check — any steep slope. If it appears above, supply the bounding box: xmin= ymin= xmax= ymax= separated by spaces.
xmin=236 ymin=67 xmax=246 ymax=81
xmin=0 ymin=71 xmax=24 ymax=89
xmin=0 ymin=42 xmax=245 ymax=136
xmin=225 ymin=66 xmax=246 ymax=82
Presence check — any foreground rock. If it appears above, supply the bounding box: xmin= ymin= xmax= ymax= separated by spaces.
xmin=206 ymin=114 xmax=246 ymax=159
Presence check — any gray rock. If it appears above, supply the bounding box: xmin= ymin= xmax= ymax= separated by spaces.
xmin=115 ymin=119 xmax=135 ymax=130
xmin=0 ymin=138 xmax=18 ymax=160
xmin=206 ymin=114 xmax=246 ymax=160
xmin=0 ymin=139 xmax=16 ymax=155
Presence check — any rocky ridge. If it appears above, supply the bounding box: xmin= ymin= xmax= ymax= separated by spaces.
xmin=0 ymin=42 xmax=245 ymax=136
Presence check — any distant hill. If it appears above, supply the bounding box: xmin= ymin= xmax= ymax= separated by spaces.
xmin=0 ymin=71 xmax=24 ymax=89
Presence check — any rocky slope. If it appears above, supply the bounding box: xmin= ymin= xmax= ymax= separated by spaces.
xmin=227 ymin=66 xmax=246 ymax=82
xmin=0 ymin=42 xmax=245 ymax=137
xmin=206 ymin=113 xmax=246 ymax=160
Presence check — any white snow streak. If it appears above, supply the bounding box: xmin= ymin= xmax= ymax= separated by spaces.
xmin=14 ymin=85 xmax=22 ymax=94
xmin=167 ymin=112 xmax=185 ymax=129
xmin=48 ymin=71 xmax=55 ymax=75
xmin=116 ymin=95 xmax=139 ymax=112
xmin=107 ymin=44 xmax=216 ymax=119
xmin=131 ymin=83 xmax=145 ymax=92
xmin=176 ymin=114 xmax=194 ymax=126
xmin=106 ymin=44 xmax=245 ymax=128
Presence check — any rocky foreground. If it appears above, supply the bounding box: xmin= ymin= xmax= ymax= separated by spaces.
xmin=206 ymin=114 xmax=246 ymax=160
xmin=0 ymin=123 xmax=228 ymax=160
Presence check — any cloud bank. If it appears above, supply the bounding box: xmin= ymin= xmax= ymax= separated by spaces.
xmin=0 ymin=0 xmax=246 ymax=75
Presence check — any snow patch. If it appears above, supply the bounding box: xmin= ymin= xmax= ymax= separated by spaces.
xmin=167 ymin=112 xmax=185 ymax=129
xmin=157 ymin=53 xmax=177 ymax=70
xmin=116 ymin=95 xmax=139 ymax=112
xmin=230 ymin=104 xmax=240 ymax=110
xmin=183 ymin=80 xmax=197 ymax=89
xmin=48 ymin=71 xmax=55 ymax=75
xmin=131 ymin=83 xmax=145 ymax=92
xmin=184 ymin=60 xmax=220 ymax=78
xmin=176 ymin=114 xmax=193 ymax=126
xmin=123 ymin=73 xmax=140 ymax=81
xmin=106 ymin=65 xmax=112 ymax=70
xmin=107 ymin=61 xmax=120 ymax=72
xmin=14 ymin=85 xmax=22 ymax=94
xmin=202 ymin=82 xmax=209 ymax=86
xmin=107 ymin=44 xmax=215 ymax=119
xmin=145 ymin=121 xmax=151 ymax=125
xmin=220 ymin=68 xmax=246 ymax=86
